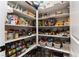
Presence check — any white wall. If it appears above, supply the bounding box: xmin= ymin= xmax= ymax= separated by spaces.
xmin=70 ymin=1 xmax=79 ymax=57
xmin=0 ymin=1 xmax=7 ymax=57
xmin=70 ymin=2 xmax=79 ymax=40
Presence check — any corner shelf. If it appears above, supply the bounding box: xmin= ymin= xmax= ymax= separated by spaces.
xmin=6 ymin=34 xmax=36 ymax=43
xmin=18 ymin=44 xmax=37 ymax=57
xmin=38 ymin=44 xmax=70 ymax=54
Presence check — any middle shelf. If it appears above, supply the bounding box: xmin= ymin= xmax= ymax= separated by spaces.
xmin=6 ymin=34 xmax=36 ymax=43
xmin=38 ymin=34 xmax=69 ymax=38
xmin=38 ymin=26 xmax=69 ymax=28
xmin=5 ymin=24 xmax=36 ymax=28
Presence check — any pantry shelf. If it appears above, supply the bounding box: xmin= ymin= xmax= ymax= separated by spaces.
xmin=5 ymin=24 xmax=36 ymax=28
xmin=8 ymin=1 xmax=36 ymax=13
xmin=8 ymin=8 xmax=36 ymax=20
xmin=38 ymin=44 xmax=70 ymax=54
xmin=38 ymin=2 xmax=69 ymax=13
xmin=39 ymin=13 xmax=69 ymax=20
xmin=19 ymin=44 xmax=37 ymax=57
xmin=6 ymin=34 xmax=36 ymax=43
xmin=38 ymin=26 xmax=69 ymax=28
xmin=38 ymin=34 xmax=70 ymax=38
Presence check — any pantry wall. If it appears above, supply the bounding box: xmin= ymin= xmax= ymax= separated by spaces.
xmin=0 ymin=1 xmax=79 ymax=57
xmin=0 ymin=1 xmax=7 ymax=56
xmin=70 ymin=2 xmax=79 ymax=57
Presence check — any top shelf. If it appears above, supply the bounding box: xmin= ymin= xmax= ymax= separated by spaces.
xmin=14 ymin=9 xmax=36 ymax=20
xmin=8 ymin=6 xmax=36 ymax=20
xmin=8 ymin=1 xmax=36 ymax=14
xmin=38 ymin=2 xmax=69 ymax=13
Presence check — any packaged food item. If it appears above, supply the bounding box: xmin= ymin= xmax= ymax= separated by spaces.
xmin=7 ymin=15 xmax=13 ymax=24
xmin=11 ymin=54 xmax=16 ymax=57
xmin=7 ymin=29 xmax=14 ymax=40
xmin=14 ymin=30 xmax=19 ymax=39
xmin=5 ymin=31 xmax=8 ymax=41
xmin=53 ymin=42 xmax=61 ymax=49
xmin=62 ymin=43 xmax=70 ymax=51
xmin=64 ymin=19 xmax=70 ymax=26
xmin=47 ymin=42 xmax=52 ymax=47
xmin=47 ymin=38 xmax=54 ymax=47
xmin=27 ymin=11 xmax=35 ymax=17
xmin=63 ymin=53 xmax=70 ymax=57
xmin=8 ymin=50 xmax=12 ymax=56
xmin=39 ymin=40 xmax=46 ymax=46
xmin=55 ymin=21 xmax=64 ymax=26
xmin=12 ymin=49 xmax=16 ymax=53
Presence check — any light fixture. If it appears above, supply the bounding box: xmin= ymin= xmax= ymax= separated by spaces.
xmin=32 ymin=1 xmax=40 ymax=9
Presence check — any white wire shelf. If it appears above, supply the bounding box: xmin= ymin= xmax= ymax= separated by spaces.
xmin=38 ymin=44 xmax=70 ymax=54
xmin=5 ymin=24 xmax=36 ymax=28
xmin=18 ymin=44 xmax=37 ymax=57
xmin=39 ymin=13 xmax=69 ymax=20
xmin=7 ymin=6 xmax=36 ymax=20
xmin=13 ymin=9 xmax=36 ymax=20
xmin=38 ymin=34 xmax=70 ymax=38
xmin=6 ymin=34 xmax=36 ymax=43
xmin=38 ymin=26 xmax=69 ymax=28
xmin=8 ymin=1 xmax=36 ymax=14
xmin=38 ymin=2 xmax=69 ymax=14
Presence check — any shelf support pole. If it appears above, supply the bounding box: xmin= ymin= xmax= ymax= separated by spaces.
xmin=36 ymin=10 xmax=38 ymax=45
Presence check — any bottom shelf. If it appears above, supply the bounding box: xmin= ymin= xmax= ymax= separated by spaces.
xmin=23 ymin=46 xmax=70 ymax=57
xmin=38 ymin=44 xmax=70 ymax=54
xmin=19 ymin=44 xmax=37 ymax=57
